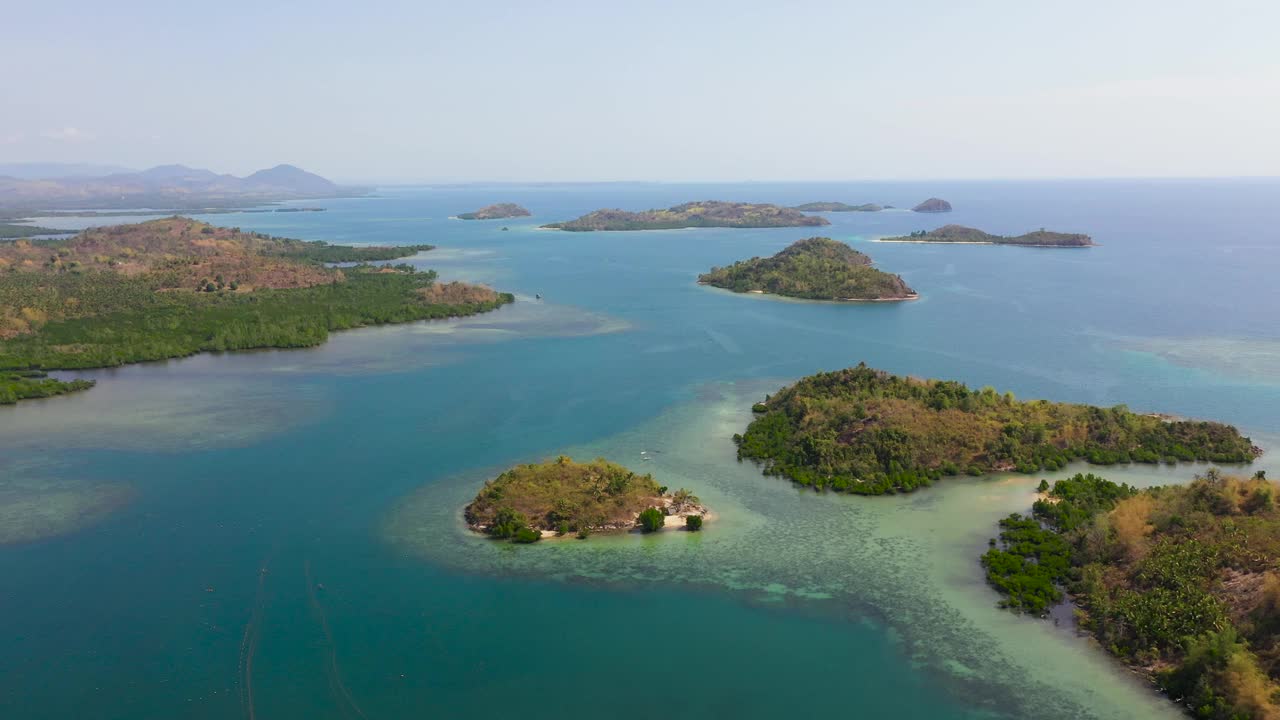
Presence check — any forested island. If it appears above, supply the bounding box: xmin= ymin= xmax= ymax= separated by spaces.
xmin=457 ymin=203 xmax=531 ymax=220
xmin=0 ymin=223 xmax=76 ymax=239
xmin=882 ymin=224 xmax=1094 ymax=247
xmin=464 ymin=456 xmax=708 ymax=542
xmin=983 ymin=470 xmax=1280 ymax=719
xmin=0 ymin=217 xmax=512 ymax=402
xmin=697 ymin=237 xmax=916 ymax=301
xmin=791 ymin=202 xmax=883 ymax=212
xmin=542 ymin=201 xmax=829 ymax=231
xmin=912 ymin=198 xmax=953 ymax=213
xmin=735 ymin=364 xmax=1260 ymax=495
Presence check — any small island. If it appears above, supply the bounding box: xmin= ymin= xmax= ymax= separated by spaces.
xmin=697 ymin=237 xmax=916 ymax=302
xmin=983 ymin=470 xmax=1280 ymax=718
xmin=0 ymin=223 xmax=76 ymax=239
xmin=464 ymin=456 xmax=708 ymax=542
xmin=457 ymin=203 xmax=531 ymax=220
xmin=542 ymin=201 xmax=829 ymax=231
xmin=881 ymin=224 xmax=1093 ymax=247
xmin=736 ymin=363 xmax=1260 ymax=495
xmin=791 ymin=202 xmax=883 ymax=213
xmin=0 ymin=217 xmax=513 ymax=402
xmin=911 ymin=198 xmax=952 ymax=213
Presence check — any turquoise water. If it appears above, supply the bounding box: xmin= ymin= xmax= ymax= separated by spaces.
xmin=2 ymin=180 xmax=1278 ymax=719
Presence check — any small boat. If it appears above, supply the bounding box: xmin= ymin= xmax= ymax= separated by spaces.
xmin=535 ymin=293 xmax=542 ymax=300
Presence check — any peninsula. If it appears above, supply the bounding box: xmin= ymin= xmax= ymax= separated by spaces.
xmin=542 ymin=201 xmax=829 ymax=231
xmin=464 ymin=456 xmax=708 ymax=542
xmin=983 ymin=470 xmax=1280 ymax=718
xmin=698 ymin=237 xmax=916 ymax=301
xmin=736 ymin=363 xmax=1260 ymax=495
xmin=881 ymin=224 xmax=1094 ymax=247
xmin=911 ymin=198 xmax=952 ymax=213
xmin=457 ymin=203 xmax=531 ymax=220
xmin=791 ymin=202 xmax=883 ymax=212
xmin=0 ymin=217 xmax=512 ymax=402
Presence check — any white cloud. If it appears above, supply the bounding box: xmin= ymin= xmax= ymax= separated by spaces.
xmin=39 ymin=126 xmax=93 ymax=142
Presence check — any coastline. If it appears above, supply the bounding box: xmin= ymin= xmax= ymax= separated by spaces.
xmin=875 ymin=238 xmax=1095 ymax=248
xmin=697 ymin=281 xmax=918 ymax=303
xmin=465 ymin=505 xmax=714 ymax=541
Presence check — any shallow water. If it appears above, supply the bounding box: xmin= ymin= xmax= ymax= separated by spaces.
xmin=1 ymin=180 xmax=1278 ymax=719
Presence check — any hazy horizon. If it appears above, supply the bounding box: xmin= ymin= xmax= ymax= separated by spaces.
xmin=4 ymin=1 xmax=1278 ymax=183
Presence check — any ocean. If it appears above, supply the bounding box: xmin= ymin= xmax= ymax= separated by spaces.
xmin=2 ymin=179 xmax=1278 ymax=719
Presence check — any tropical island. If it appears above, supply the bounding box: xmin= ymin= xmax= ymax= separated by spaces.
xmin=791 ymin=202 xmax=883 ymax=212
xmin=735 ymin=364 xmax=1260 ymax=495
xmin=0 ymin=223 xmax=76 ymax=239
xmin=983 ymin=470 xmax=1280 ymax=719
xmin=541 ymin=201 xmax=830 ymax=231
xmin=912 ymin=198 xmax=953 ymax=213
xmin=0 ymin=217 xmax=512 ymax=402
xmin=457 ymin=203 xmax=531 ymax=220
xmin=697 ymin=237 xmax=916 ymax=301
xmin=881 ymin=224 xmax=1094 ymax=247
xmin=464 ymin=456 xmax=708 ymax=542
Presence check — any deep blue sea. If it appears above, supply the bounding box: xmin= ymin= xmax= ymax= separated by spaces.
xmin=2 ymin=180 xmax=1278 ymax=719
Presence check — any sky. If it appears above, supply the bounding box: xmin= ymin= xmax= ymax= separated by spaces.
xmin=2 ymin=0 xmax=1278 ymax=183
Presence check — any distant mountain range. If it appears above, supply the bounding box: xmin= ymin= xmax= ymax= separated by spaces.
xmin=0 ymin=163 xmax=364 ymax=209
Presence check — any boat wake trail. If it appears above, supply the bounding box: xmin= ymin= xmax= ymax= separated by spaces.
xmin=305 ymin=559 xmax=369 ymax=720
xmin=238 ymin=552 xmax=274 ymax=720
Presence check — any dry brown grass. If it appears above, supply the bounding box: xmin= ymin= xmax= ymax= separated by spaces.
xmin=416 ymin=281 xmax=500 ymax=304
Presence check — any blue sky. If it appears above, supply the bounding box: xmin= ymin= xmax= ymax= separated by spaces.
xmin=2 ymin=0 xmax=1277 ymax=182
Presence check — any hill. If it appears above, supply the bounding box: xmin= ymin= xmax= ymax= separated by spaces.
xmin=912 ymin=198 xmax=953 ymax=213
xmin=464 ymin=456 xmax=708 ymax=541
xmin=0 ymin=217 xmax=511 ymax=399
xmin=736 ymin=364 xmax=1260 ymax=494
xmin=0 ymin=163 xmax=362 ymax=209
xmin=542 ymin=201 xmax=830 ymax=231
xmin=698 ymin=237 xmax=915 ymax=301
xmin=457 ymin=203 xmax=531 ymax=220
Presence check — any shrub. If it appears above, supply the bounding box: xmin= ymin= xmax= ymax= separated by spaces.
xmin=513 ymin=527 xmax=541 ymax=544
xmin=488 ymin=507 xmax=528 ymax=539
xmin=638 ymin=507 xmax=665 ymax=533
xmin=685 ymin=514 xmax=704 ymax=531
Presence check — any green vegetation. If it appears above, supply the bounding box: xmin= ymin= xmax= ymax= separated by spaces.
xmin=638 ymin=507 xmax=665 ymax=532
xmin=884 ymin=224 xmax=1093 ymax=247
xmin=457 ymin=203 xmax=531 ymax=220
xmin=735 ymin=364 xmax=1259 ymax=495
xmin=982 ymin=473 xmax=1136 ymax=613
xmin=791 ymin=202 xmax=883 ymax=212
xmin=542 ymin=201 xmax=830 ymax=231
xmin=983 ymin=471 xmax=1280 ymax=719
xmin=0 ymin=223 xmax=74 ymax=239
xmin=0 ymin=370 xmax=95 ymax=404
xmin=0 ymin=270 xmax=511 ymax=370
xmin=698 ymin=237 xmax=916 ymax=301
xmin=0 ymin=218 xmax=512 ymax=394
xmin=685 ymin=514 xmax=704 ymax=531
xmin=464 ymin=456 xmax=707 ymax=540
xmin=268 ymin=240 xmax=434 ymax=263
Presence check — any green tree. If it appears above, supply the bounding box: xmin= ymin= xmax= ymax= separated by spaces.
xmin=638 ymin=507 xmax=664 ymax=533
